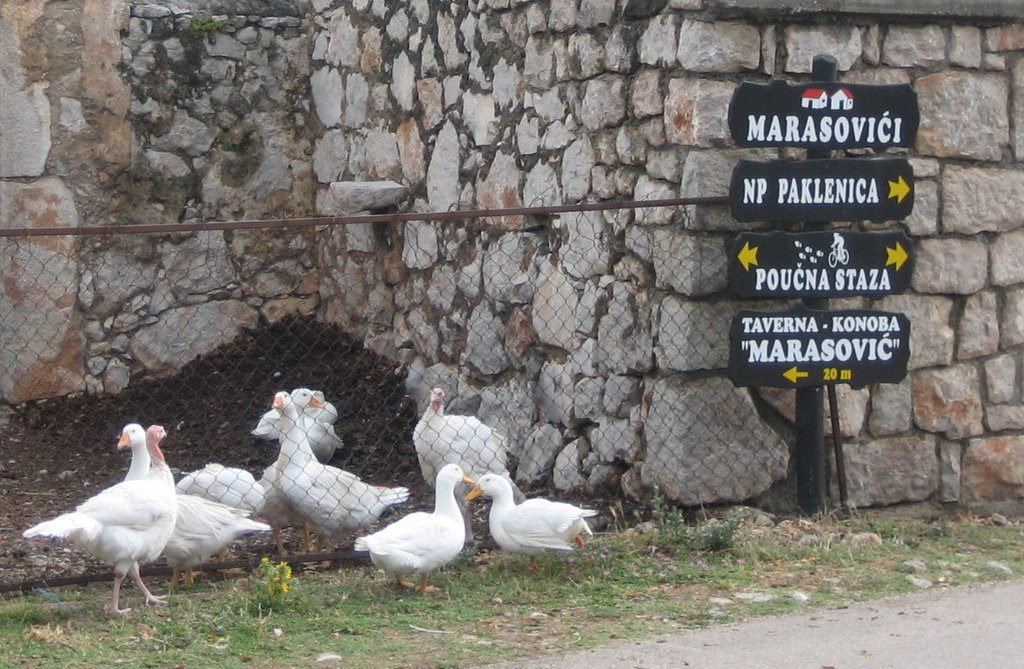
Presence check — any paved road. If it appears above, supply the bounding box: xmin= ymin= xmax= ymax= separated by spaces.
xmin=479 ymin=579 xmax=1024 ymax=669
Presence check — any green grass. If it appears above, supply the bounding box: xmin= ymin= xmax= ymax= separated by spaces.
xmin=3 ymin=510 xmax=1024 ymax=668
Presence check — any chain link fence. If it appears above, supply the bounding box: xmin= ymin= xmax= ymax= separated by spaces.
xmin=1 ymin=205 xmax=796 ymax=592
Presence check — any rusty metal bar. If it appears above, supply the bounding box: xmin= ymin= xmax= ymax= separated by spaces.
xmin=0 ymin=195 xmax=730 ymax=238
xmin=0 ymin=550 xmax=364 ymax=594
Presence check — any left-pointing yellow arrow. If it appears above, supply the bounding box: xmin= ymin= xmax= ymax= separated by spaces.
xmin=738 ymin=241 xmax=759 ymax=271
xmin=885 ymin=241 xmax=909 ymax=271
xmin=888 ymin=175 xmax=911 ymax=204
xmin=783 ymin=366 xmax=809 ymax=383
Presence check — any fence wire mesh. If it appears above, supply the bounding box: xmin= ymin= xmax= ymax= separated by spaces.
xmin=1 ymin=210 xmax=795 ymax=592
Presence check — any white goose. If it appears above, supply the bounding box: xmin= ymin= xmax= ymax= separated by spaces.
xmin=253 ymin=387 xmax=342 ymax=462
xmin=175 ymin=463 xmax=265 ymax=512
xmin=23 ymin=424 xmax=177 ymax=614
xmin=413 ymin=387 xmax=522 ymax=542
xmin=413 ymin=387 xmax=511 ymax=484
xmin=126 ymin=426 xmax=271 ymax=588
xmin=354 ymin=463 xmax=475 ymax=593
xmin=467 ymin=473 xmax=597 ymax=571
xmin=269 ymin=390 xmax=410 ymax=546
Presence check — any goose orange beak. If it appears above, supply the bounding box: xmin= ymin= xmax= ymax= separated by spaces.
xmin=465 ymin=483 xmax=483 ymax=501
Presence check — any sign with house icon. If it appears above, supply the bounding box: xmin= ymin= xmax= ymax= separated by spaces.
xmin=801 ymin=87 xmax=855 ymax=110
xmin=729 ymin=80 xmax=918 ymax=150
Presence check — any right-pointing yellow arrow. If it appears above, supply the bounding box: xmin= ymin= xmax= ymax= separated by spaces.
xmin=888 ymin=175 xmax=911 ymax=204
xmin=783 ymin=366 xmax=809 ymax=383
xmin=738 ymin=241 xmax=759 ymax=271
xmin=886 ymin=241 xmax=909 ymax=271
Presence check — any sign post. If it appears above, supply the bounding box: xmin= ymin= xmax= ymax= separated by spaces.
xmin=728 ymin=230 xmax=913 ymax=299
xmin=725 ymin=54 xmax=918 ymax=515
xmin=730 ymin=158 xmax=915 ymax=223
xmin=728 ymin=306 xmax=911 ymax=389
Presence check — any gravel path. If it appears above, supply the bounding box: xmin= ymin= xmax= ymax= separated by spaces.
xmin=478 ymin=579 xmax=1024 ymax=669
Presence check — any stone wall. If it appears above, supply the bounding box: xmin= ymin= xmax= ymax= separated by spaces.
xmin=0 ymin=0 xmax=318 ymax=401
xmin=3 ymin=0 xmax=1024 ymax=509
xmin=308 ymin=1 xmax=1024 ymax=508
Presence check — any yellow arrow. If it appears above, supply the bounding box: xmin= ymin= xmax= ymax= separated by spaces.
xmin=888 ymin=175 xmax=911 ymax=204
xmin=737 ymin=241 xmax=759 ymax=271
xmin=783 ymin=366 xmax=809 ymax=383
xmin=885 ymin=241 xmax=909 ymax=271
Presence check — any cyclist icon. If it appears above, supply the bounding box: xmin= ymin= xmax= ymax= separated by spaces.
xmin=828 ymin=232 xmax=850 ymax=268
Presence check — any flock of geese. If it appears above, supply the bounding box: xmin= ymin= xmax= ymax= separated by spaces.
xmin=22 ymin=387 xmax=598 ymax=613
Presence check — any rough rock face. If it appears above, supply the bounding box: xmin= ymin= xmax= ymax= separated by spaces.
xmin=0 ymin=1 xmax=318 ymax=398
xmin=0 ymin=180 xmax=85 ymax=402
xmin=2 ymin=0 xmax=1024 ymax=509
xmin=308 ymin=1 xmax=1024 ymax=508
xmin=641 ymin=377 xmax=789 ymax=505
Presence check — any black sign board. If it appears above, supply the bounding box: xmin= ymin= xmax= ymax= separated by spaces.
xmin=730 ymin=158 xmax=914 ymax=223
xmin=728 ymin=80 xmax=919 ymax=150
xmin=728 ymin=305 xmax=911 ymax=389
xmin=728 ymin=229 xmax=913 ymax=299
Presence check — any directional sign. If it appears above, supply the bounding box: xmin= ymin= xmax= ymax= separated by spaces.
xmin=730 ymin=158 xmax=914 ymax=223
xmin=728 ymin=230 xmax=913 ymax=299
xmin=728 ymin=305 xmax=911 ymax=389
xmin=728 ymin=80 xmax=919 ymax=150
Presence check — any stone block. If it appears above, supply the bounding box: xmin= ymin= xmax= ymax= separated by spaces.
xmin=591 ymin=412 xmax=642 ymax=464
xmin=984 ymin=354 xmax=1018 ymax=404
xmin=950 ymin=26 xmax=982 ymax=68
xmin=518 ymin=423 xmax=563 ymax=484
xmin=534 ymin=262 xmax=581 ymax=350
xmin=825 ymin=386 xmax=869 ymax=438
xmin=962 ymin=435 xmax=1024 ymax=501
xmin=426 ymin=121 xmax=461 ymax=213
xmin=323 ymin=180 xmax=408 ymax=215
xmin=128 ymin=300 xmax=258 ymax=376
xmin=910 ymin=238 xmax=987 ymax=295
xmin=939 ymin=439 xmax=962 ymax=503
xmin=843 ymin=436 xmax=938 ymax=508
xmin=664 ymin=78 xmax=733 ymax=148
xmin=464 ymin=303 xmax=510 ymax=376
xmin=0 ymin=179 xmax=84 ymax=402
xmin=877 ymin=294 xmax=954 ymax=370
xmin=656 ymin=297 xmax=732 ymax=372
xmin=596 ymin=282 xmax=654 ymax=374
xmin=1002 ymin=288 xmax=1024 ymax=348
xmin=641 ymin=376 xmax=788 ymax=505
xmin=958 ymin=291 xmax=1000 ymax=360
xmin=882 ymin=25 xmax=946 ymax=67
xmin=869 ymin=376 xmax=913 ymax=436
xmin=903 ymin=180 xmax=938 ymax=236
xmin=579 ymin=76 xmax=628 ymax=131
xmin=783 ymin=24 xmax=861 ymax=73
xmin=477 ymin=152 xmax=524 ymax=230
xmin=677 ymin=19 xmax=760 ymax=73
xmin=0 ymin=22 xmax=51 ymax=178
xmin=916 ymin=72 xmax=1008 ymax=161
xmin=992 ymin=229 xmax=1024 ymax=287
xmin=913 ymin=365 xmax=984 ymax=439
xmin=943 ymin=165 xmax=1024 ymax=234
xmin=553 ymin=438 xmax=588 ymax=491
xmin=638 ymin=14 xmax=677 ymax=67
xmin=986 ymin=405 xmax=1024 ymax=432
xmin=651 ymin=229 xmax=728 ymax=296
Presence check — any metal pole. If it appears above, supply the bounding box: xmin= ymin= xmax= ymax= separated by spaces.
xmin=794 ymin=54 xmax=838 ymax=515
xmin=828 ymin=383 xmax=849 ymax=511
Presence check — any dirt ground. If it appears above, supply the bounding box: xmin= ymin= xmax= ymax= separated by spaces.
xmin=0 ymin=317 xmax=428 ymax=591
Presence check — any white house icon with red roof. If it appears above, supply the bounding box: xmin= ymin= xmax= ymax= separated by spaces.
xmin=800 ymin=87 xmax=856 ymax=110
xmin=801 ymin=88 xmax=828 ymax=109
